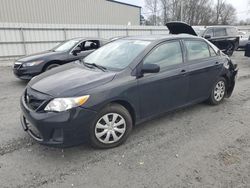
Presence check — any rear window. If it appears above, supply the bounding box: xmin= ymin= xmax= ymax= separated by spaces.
xmin=227 ymin=27 xmax=238 ymax=36
xmin=185 ymin=40 xmax=210 ymax=61
xmin=214 ymin=28 xmax=227 ymax=37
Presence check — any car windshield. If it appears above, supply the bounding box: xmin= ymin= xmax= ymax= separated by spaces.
xmin=84 ymin=39 xmax=151 ymax=70
xmin=53 ymin=39 xmax=80 ymax=52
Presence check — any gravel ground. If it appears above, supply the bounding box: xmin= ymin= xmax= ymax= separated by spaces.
xmin=1 ymin=51 xmax=250 ymax=188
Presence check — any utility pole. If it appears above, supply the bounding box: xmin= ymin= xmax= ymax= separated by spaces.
xmin=153 ymin=0 xmax=157 ymax=26
xmin=180 ymin=0 xmax=183 ymax=22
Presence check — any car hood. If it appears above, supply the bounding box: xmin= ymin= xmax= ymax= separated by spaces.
xmin=17 ymin=50 xmax=62 ymax=62
xmin=28 ymin=62 xmax=116 ymax=97
xmin=166 ymin=21 xmax=197 ymax=36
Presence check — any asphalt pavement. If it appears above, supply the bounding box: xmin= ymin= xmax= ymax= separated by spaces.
xmin=0 ymin=51 xmax=250 ymax=188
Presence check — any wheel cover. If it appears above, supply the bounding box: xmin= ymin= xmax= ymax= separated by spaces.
xmin=214 ymin=81 xmax=225 ymax=102
xmin=95 ymin=113 xmax=126 ymax=144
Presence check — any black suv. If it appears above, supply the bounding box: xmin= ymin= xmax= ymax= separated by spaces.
xmin=167 ymin=22 xmax=239 ymax=56
xmin=197 ymin=26 xmax=239 ymax=56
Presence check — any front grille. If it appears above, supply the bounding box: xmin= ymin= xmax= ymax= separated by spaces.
xmin=24 ymin=87 xmax=51 ymax=111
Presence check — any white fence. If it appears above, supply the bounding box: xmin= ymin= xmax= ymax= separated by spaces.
xmin=0 ymin=23 xmax=168 ymax=60
xmin=1 ymin=22 xmax=250 ymax=60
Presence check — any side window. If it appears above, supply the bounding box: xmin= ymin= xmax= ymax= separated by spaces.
xmin=205 ymin=29 xmax=213 ymax=37
xmin=185 ymin=40 xmax=210 ymax=61
xmin=76 ymin=41 xmax=86 ymax=52
xmin=83 ymin=40 xmax=99 ymax=51
xmin=227 ymin=27 xmax=238 ymax=36
xmin=144 ymin=41 xmax=183 ymax=69
xmin=214 ymin=28 xmax=227 ymax=37
xmin=209 ymin=46 xmax=217 ymax=56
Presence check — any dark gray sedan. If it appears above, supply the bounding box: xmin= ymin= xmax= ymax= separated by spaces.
xmin=13 ymin=37 xmax=107 ymax=80
xmin=20 ymin=34 xmax=238 ymax=149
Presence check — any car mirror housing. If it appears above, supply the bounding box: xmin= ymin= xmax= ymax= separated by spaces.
xmin=204 ymin=35 xmax=211 ymax=39
xmin=72 ymin=46 xmax=82 ymax=56
xmin=141 ymin=64 xmax=160 ymax=74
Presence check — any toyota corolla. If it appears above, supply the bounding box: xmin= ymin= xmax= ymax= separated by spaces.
xmin=20 ymin=33 xmax=238 ymax=148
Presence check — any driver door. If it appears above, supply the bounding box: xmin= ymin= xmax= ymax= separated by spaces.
xmin=137 ymin=40 xmax=189 ymax=119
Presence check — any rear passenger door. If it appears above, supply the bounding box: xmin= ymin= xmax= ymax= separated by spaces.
xmin=138 ymin=40 xmax=189 ymax=119
xmin=184 ymin=39 xmax=221 ymax=102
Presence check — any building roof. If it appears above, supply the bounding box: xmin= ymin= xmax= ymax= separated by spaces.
xmin=106 ymin=0 xmax=141 ymax=9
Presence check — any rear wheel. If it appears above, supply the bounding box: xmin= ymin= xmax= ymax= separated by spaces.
xmin=89 ymin=104 xmax=132 ymax=149
xmin=208 ymin=77 xmax=227 ymax=105
xmin=226 ymin=42 xmax=235 ymax=56
xmin=44 ymin=63 xmax=60 ymax=71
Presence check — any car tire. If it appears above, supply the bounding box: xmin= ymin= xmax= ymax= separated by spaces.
xmin=226 ymin=42 xmax=235 ymax=56
xmin=89 ymin=103 xmax=133 ymax=149
xmin=44 ymin=63 xmax=60 ymax=71
xmin=208 ymin=77 xmax=227 ymax=105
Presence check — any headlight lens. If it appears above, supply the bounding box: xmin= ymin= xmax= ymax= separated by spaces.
xmin=22 ymin=60 xmax=44 ymax=67
xmin=44 ymin=95 xmax=90 ymax=112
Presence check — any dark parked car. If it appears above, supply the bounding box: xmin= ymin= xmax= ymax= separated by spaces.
xmin=198 ymin=26 xmax=239 ymax=56
xmin=20 ymin=33 xmax=238 ymax=149
xmin=13 ymin=38 xmax=107 ymax=80
xmin=168 ymin=22 xmax=239 ymax=56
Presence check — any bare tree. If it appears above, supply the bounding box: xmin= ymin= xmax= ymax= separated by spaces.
xmin=215 ymin=0 xmax=226 ymax=24
xmin=145 ymin=0 xmax=159 ymax=25
xmin=160 ymin=0 xmax=170 ymax=24
xmin=220 ymin=3 xmax=236 ymax=24
xmin=144 ymin=0 xmax=236 ymax=26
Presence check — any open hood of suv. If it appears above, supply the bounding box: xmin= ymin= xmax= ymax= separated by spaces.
xmin=166 ymin=21 xmax=197 ymax=36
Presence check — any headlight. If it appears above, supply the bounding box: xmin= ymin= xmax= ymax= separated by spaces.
xmin=22 ymin=60 xmax=44 ymax=67
xmin=44 ymin=95 xmax=90 ymax=112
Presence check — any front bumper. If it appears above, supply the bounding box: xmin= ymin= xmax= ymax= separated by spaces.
xmin=13 ymin=64 xmax=43 ymax=80
xmin=20 ymin=95 xmax=97 ymax=147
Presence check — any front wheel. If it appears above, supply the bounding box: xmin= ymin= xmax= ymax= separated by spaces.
xmin=208 ymin=77 xmax=227 ymax=105
xmin=89 ymin=104 xmax=133 ymax=149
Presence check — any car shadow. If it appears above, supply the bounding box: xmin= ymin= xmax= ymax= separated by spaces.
xmin=34 ymin=102 xmax=213 ymax=159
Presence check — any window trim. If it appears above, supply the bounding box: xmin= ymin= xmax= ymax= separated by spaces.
xmin=208 ymin=45 xmax=218 ymax=57
xmin=142 ymin=39 xmax=185 ymax=72
xmin=183 ymin=39 xmax=212 ymax=63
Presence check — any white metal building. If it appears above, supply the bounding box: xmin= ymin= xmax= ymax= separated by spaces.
xmin=0 ymin=0 xmax=141 ymax=25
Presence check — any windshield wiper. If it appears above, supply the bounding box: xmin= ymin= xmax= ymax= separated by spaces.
xmin=83 ymin=62 xmax=107 ymax=72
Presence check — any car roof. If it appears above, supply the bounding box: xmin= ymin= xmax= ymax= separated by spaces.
xmin=69 ymin=37 xmax=106 ymax=41
xmin=205 ymin=25 xmax=237 ymax=29
xmin=122 ymin=34 xmax=200 ymax=42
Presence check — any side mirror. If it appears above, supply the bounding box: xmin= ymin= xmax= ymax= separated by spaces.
xmin=72 ymin=46 xmax=82 ymax=56
xmin=141 ymin=64 xmax=160 ymax=74
xmin=204 ymin=35 xmax=211 ymax=39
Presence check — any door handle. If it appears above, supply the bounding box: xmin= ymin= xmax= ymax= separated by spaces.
xmin=215 ymin=62 xmax=219 ymax=65
xmin=180 ymin=69 xmax=187 ymax=76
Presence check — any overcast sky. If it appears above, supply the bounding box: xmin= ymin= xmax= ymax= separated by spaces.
xmin=117 ymin=0 xmax=250 ymax=21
